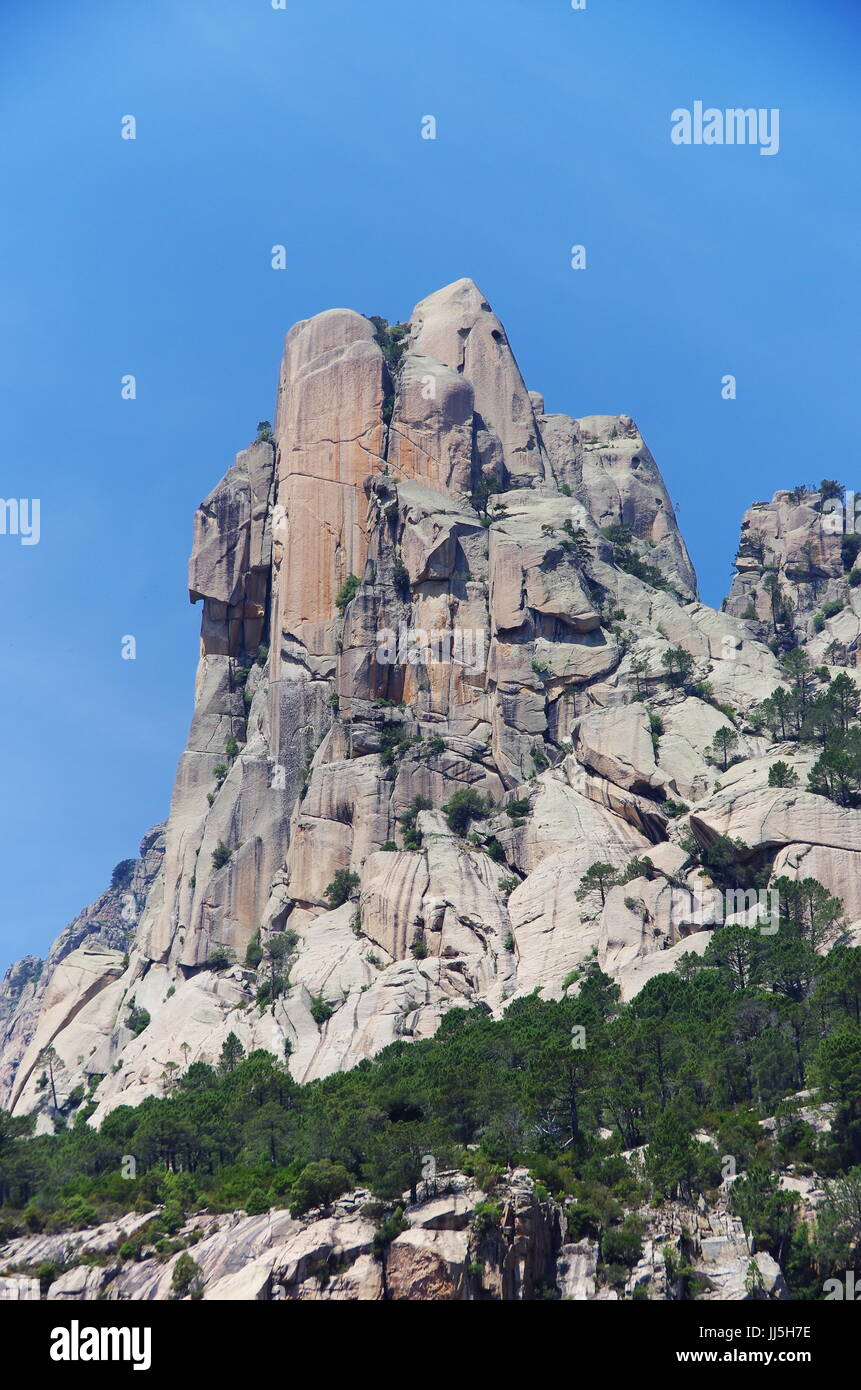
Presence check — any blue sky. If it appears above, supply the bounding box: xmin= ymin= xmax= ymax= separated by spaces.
xmin=0 ymin=0 xmax=859 ymax=970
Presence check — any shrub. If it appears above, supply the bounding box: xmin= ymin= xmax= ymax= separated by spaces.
xmin=325 ymin=869 xmax=360 ymax=908
xmin=244 ymin=1189 xmax=270 ymax=1216
xmin=380 ymin=840 xmax=398 ymax=852
xmin=110 ymin=859 xmax=135 ymax=891
xmin=379 ymin=724 xmax=412 ymax=768
xmin=245 ymin=932 xmax=264 ymax=969
xmin=225 ymin=735 xmax=239 ymax=760
xmin=170 ymin=1253 xmax=204 ymax=1300
xmin=473 ymin=1201 xmax=502 ymax=1235
xmin=211 ymin=841 xmax=231 ymax=870
xmin=601 ymin=1217 xmax=645 ymax=1269
xmin=398 ymin=795 xmax=430 ymax=847
xmin=506 ymin=798 xmax=531 ymax=818
xmin=335 ymin=574 xmax=360 ymax=612
xmin=568 ymin=1203 xmax=603 ymax=1241
xmin=392 ymin=559 xmax=411 ymax=601
xmin=126 ymin=1002 xmax=150 ymax=1037
xmin=372 ymin=1207 xmax=410 ymax=1260
xmin=310 ymin=994 xmax=335 ymax=1026
xmin=290 ymin=1160 xmax=352 ymax=1216
xmin=207 ymin=947 xmax=232 ymax=971
xmin=442 ymin=786 xmax=489 ymax=834
xmin=369 ymin=317 xmax=410 ymax=374
xmin=622 ymin=856 xmax=655 ymax=882
xmin=648 ymin=713 xmax=664 ymax=756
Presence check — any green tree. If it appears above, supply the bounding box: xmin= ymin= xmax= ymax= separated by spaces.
xmin=814 ymin=1031 xmax=861 ymax=1113
xmin=576 ymin=862 xmax=620 ymax=906
xmin=763 ymin=572 xmax=789 ymax=632
xmin=241 ymin=1101 xmax=296 ymax=1166
xmin=218 ymin=1033 xmax=245 ymax=1075
xmin=768 ymin=761 xmax=798 ymax=789
xmin=559 ymin=518 xmax=593 ymax=566
xmin=760 ymin=686 xmax=796 ymax=741
xmin=710 ymin=726 xmax=739 ymax=771
xmin=779 ymin=648 xmax=817 ymax=720
xmin=828 ymin=672 xmax=861 ymax=732
xmin=645 ymin=1109 xmax=700 ymax=1201
xmin=630 ymin=656 xmax=649 ymax=697
xmin=808 ymin=728 xmax=861 ymax=806
xmin=263 ymin=930 xmax=299 ymax=1002
xmin=661 ymin=646 xmax=694 ymax=688
xmin=289 ymin=1160 xmax=352 ymax=1215
xmin=819 ymin=480 xmax=845 ymax=502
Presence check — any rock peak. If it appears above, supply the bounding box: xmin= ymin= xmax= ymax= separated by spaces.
xmin=4 ymin=287 xmax=855 ymax=1138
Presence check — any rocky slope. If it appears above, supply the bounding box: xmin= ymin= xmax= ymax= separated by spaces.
xmin=0 ymin=1167 xmax=792 ymax=1302
xmin=2 ymin=278 xmax=860 ymax=1132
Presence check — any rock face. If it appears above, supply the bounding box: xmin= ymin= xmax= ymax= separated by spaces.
xmin=0 ymin=829 xmax=164 ymax=1115
xmin=0 ymin=1168 xmax=784 ymax=1302
xmin=2 ymin=279 xmax=861 ymax=1131
xmin=724 ymin=486 xmax=861 ymax=663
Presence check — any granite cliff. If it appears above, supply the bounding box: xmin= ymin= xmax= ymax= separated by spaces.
xmin=2 ymin=278 xmax=860 ymax=1135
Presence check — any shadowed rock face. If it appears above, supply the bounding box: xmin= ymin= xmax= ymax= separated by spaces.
xmin=2 ymin=279 xmax=860 ymax=1127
